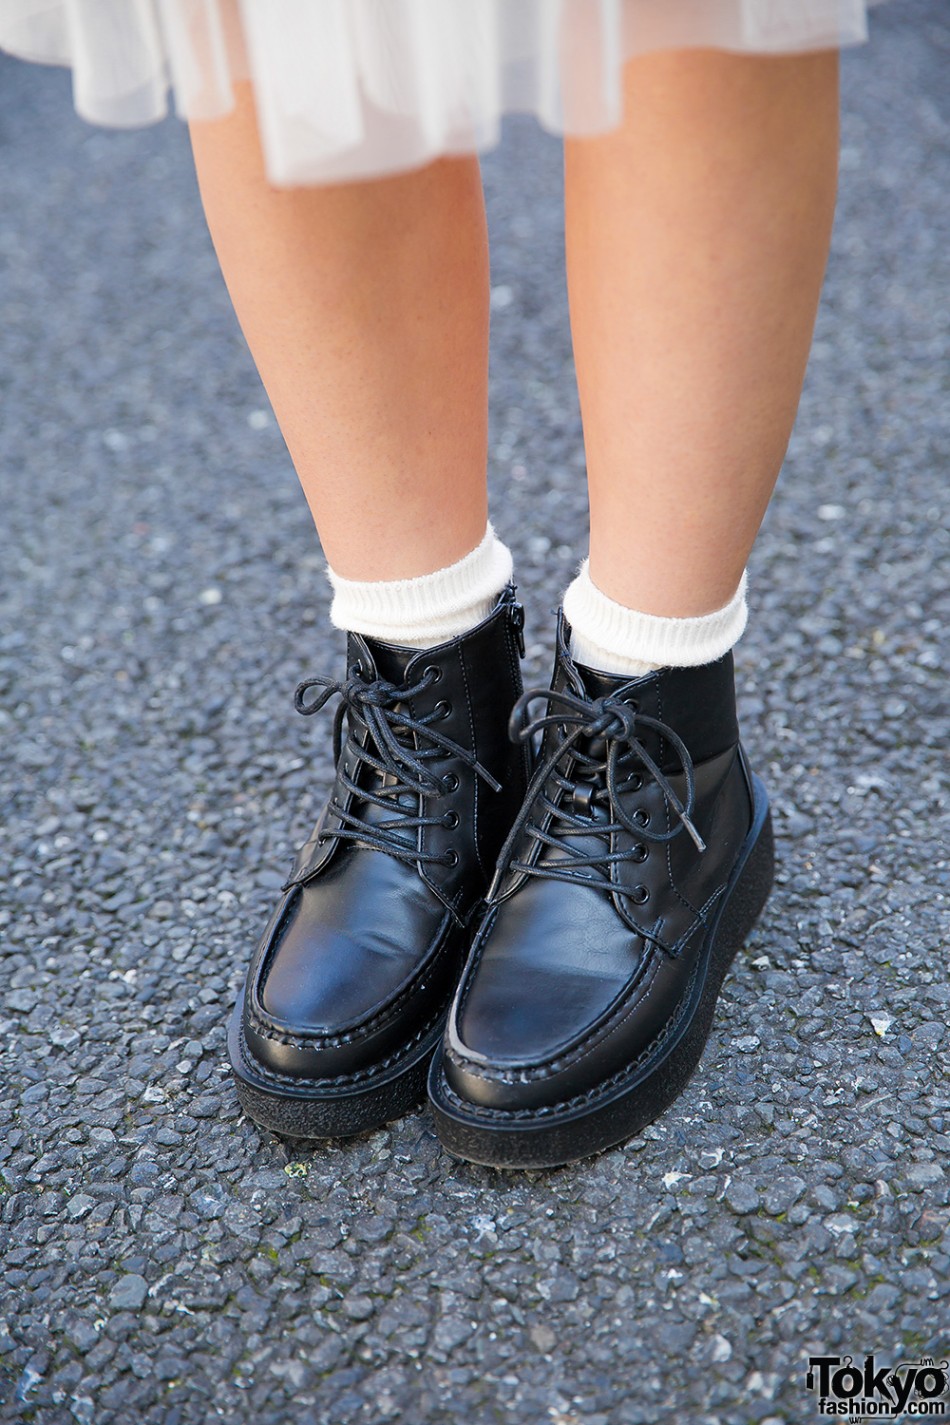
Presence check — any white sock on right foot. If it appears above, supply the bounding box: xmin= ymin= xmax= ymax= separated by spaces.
xmin=326 ymin=523 xmax=514 ymax=647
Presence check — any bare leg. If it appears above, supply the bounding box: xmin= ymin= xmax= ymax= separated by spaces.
xmin=564 ymin=48 xmax=839 ymax=616
xmin=187 ymin=82 xmax=490 ymax=581
xmin=207 ymin=94 xmax=527 ymax=1149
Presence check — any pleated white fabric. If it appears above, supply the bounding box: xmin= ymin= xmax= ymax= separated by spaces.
xmin=0 ymin=0 xmax=887 ymax=186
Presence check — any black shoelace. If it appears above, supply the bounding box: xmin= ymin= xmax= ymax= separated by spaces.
xmin=489 ymin=683 xmax=705 ymax=896
xmin=292 ymin=663 xmax=502 ymax=868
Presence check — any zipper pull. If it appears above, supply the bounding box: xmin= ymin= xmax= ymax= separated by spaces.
xmin=509 ymin=601 xmax=526 ymax=658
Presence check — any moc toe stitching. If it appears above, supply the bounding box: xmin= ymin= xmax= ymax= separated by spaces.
xmin=436 ymin=972 xmax=700 ymax=1122
xmin=444 ymin=878 xmax=725 ymax=1091
xmin=444 ymin=944 xmax=672 ymax=1088
xmin=239 ymin=1001 xmax=449 ymax=1090
xmin=246 ymin=909 xmax=455 ymax=1052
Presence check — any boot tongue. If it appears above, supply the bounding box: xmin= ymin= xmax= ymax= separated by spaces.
xmin=350 ymin=632 xmax=419 ymax=687
xmin=565 ymin=656 xmax=661 ymax=765
xmin=342 ymin=633 xmax=426 ymax=825
xmin=553 ymin=605 xmax=660 ymax=706
xmin=568 ymin=651 xmax=700 ymax=776
xmin=556 ymin=601 xmax=738 ymax=767
xmin=525 ymin=653 xmax=629 ymax=885
xmin=572 ymin=658 xmax=654 ymax=703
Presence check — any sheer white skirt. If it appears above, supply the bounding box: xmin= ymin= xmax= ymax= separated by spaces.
xmin=0 ymin=0 xmax=887 ymax=185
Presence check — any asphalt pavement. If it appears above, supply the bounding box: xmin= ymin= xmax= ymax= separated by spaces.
xmin=1 ymin=2 xmax=948 ymax=1421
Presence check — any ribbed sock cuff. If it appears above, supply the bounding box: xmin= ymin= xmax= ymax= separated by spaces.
xmin=327 ymin=523 xmax=514 ymax=647
xmin=563 ymin=560 xmax=748 ymax=676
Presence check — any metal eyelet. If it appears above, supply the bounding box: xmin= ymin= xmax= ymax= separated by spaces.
xmin=442 ymin=810 xmax=459 ymax=829
xmin=434 ymin=699 xmax=452 ymax=720
xmin=444 ymin=848 xmax=459 ymax=867
xmin=630 ymin=884 xmax=650 ymax=904
xmin=442 ymin=772 xmax=459 ymax=793
xmin=630 ymin=844 xmax=648 ymax=863
xmin=629 ymin=775 xmax=643 ymax=792
xmin=633 ymin=808 xmax=651 ymax=828
xmin=424 ymin=664 xmax=443 ymax=684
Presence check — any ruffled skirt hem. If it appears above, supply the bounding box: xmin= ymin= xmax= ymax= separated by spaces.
xmin=0 ymin=0 xmax=888 ymax=185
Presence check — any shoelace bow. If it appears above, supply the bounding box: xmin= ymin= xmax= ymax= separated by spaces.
xmin=489 ymin=682 xmax=706 ymax=895
xmin=293 ymin=663 xmax=502 ymax=868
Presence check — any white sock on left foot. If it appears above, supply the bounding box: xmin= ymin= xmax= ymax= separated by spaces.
xmin=562 ymin=560 xmax=748 ymax=676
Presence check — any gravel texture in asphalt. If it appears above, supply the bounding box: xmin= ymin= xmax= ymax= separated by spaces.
xmin=1 ymin=2 xmax=948 ymax=1421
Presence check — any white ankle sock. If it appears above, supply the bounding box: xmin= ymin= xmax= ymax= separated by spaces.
xmin=326 ymin=523 xmax=514 ymax=647
xmin=563 ymin=560 xmax=748 ymax=676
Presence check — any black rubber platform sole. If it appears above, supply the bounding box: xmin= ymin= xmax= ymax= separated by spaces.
xmin=427 ymin=773 xmax=775 ymax=1170
xmin=227 ymin=988 xmax=445 ymax=1139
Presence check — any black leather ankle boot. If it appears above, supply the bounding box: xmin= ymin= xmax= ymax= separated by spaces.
xmin=228 ymin=586 xmax=530 ymax=1138
xmin=428 ymin=610 xmax=774 ymax=1168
